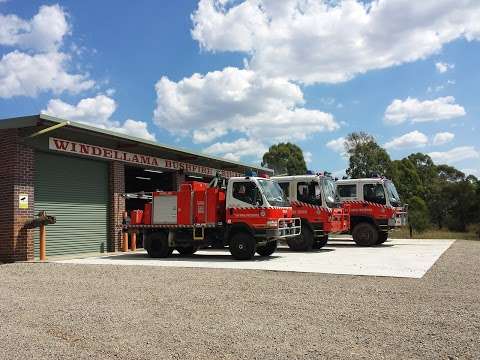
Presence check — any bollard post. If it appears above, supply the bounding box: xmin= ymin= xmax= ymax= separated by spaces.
xmin=131 ymin=232 xmax=137 ymax=251
xmin=122 ymin=232 xmax=129 ymax=252
xmin=39 ymin=224 xmax=46 ymax=261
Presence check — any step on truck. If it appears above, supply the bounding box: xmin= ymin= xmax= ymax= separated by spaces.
xmin=336 ymin=177 xmax=408 ymax=246
xmin=272 ymin=173 xmax=350 ymax=250
xmin=124 ymin=174 xmax=301 ymax=260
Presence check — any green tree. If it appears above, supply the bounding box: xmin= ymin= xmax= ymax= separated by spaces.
xmin=262 ymin=143 xmax=307 ymax=175
xmin=345 ymin=132 xmax=392 ymax=178
xmin=408 ymin=196 xmax=430 ymax=232
xmin=390 ymin=158 xmax=423 ymax=201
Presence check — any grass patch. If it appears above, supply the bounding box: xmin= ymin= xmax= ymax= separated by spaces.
xmin=390 ymin=227 xmax=479 ymax=240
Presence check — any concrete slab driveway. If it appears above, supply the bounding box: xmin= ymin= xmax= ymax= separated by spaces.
xmin=57 ymin=238 xmax=454 ymax=278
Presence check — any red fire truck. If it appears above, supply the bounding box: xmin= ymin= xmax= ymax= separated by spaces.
xmin=124 ymin=174 xmax=301 ymax=260
xmin=272 ymin=174 xmax=350 ymax=250
xmin=336 ymin=177 xmax=407 ymax=246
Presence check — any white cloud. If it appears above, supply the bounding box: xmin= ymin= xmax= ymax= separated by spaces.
xmin=428 ymin=146 xmax=479 ymax=164
xmin=204 ymin=138 xmax=267 ymax=161
xmin=154 ymin=67 xmax=339 ymax=151
xmin=41 ymin=95 xmax=156 ymax=141
xmin=303 ymin=151 xmax=312 ymax=164
xmin=384 ymin=130 xmax=428 ymax=150
xmin=191 ymin=0 xmax=480 ymax=84
xmin=0 ymin=4 xmax=68 ymax=52
xmin=326 ymin=136 xmax=346 ymax=154
xmin=435 ymin=62 xmax=455 ymax=73
xmin=432 ymin=132 xmax=455 ymax=146
xmin=384 ymin=96 xmax=466 ymax=125
xmin=0 ymin=51 xmax=94 ymax=98
xmin=0 ymin=5 xmax=94 ymax=98
xmin=461 ymin=168 xmax=480 ymax=178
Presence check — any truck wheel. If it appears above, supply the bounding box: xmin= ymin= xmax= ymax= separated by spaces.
xmin=256 ymin=241 xmax=277 ymax=256
xmin=287 ymin=225 xmax=313 ymax=251
xmin=176 ymin=246 xmax=198 ymax=255
xmin=352 ymin=223 xmax=378 ymax=246
xmin=229 ymin=232 xmax=256 ymax=260
xmin=313 ymin=235 xmax=328 ymax=249
xmin=144 ymin=232 xmax=172 ymax=258
xmin=376 ymin=231 xmax=388 ymax=245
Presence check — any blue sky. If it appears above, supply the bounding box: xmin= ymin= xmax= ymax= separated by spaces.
xmin=1 ymin=0 xmax=479 ymax=177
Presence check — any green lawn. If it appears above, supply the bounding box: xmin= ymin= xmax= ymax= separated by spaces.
xmin=389 ymin=227 xmax=479 ymax=240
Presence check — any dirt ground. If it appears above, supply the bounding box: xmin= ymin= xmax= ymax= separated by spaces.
xmin=0 ymin=240 xmax=479 ymax=359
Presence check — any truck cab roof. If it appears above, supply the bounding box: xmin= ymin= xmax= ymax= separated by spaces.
xmin=336 ymin=178 xmax=390 ymax=185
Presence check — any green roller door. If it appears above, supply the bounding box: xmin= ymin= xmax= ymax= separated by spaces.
xmin=34 ymin=152 xmax=109 ymax=258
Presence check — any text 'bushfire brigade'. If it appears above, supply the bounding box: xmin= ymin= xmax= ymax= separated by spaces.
xmin=124 ymin=174 xmax=301 ymax=260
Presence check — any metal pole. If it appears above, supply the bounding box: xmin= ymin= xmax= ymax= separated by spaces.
xmin=131 ymin=232 xmax=137 ymax=251
xmin=27 ymin=121 xmax=70 ymax=138
xmin=122 ymin=232 xmax=129 ymax=252
xmin=39 ymin=224 xmax=46 ymax=261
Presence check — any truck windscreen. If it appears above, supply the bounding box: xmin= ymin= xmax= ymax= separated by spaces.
xmin=322 ymin=178 xmax=337 ymax=208
xmin=385 ymin=180 xmax=401 ymax=207
xmin=258 ymin=179 xmax=290 ymax=207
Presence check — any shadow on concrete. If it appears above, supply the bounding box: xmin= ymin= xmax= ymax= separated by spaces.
xmin=326 ymin=243 xmax=395 ymax=248
xmin=101 ymin=252 xmax=280 ymax=263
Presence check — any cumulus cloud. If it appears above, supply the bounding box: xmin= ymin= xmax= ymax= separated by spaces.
xmin=203 ymin=138 xmax=267 ymax=161
xmin=0 ymin=51 xmax=93 ymax=98
xmin=326 ymin=137 xmax=346 ymax=154
xmin=154 ymin=67 xmax=339 ymax=159
xmin=0 ymin=4 xmax=68 ymax=52
xmin=42 ymin=95 xmax=156 ymax=141
xmin=191 ymin=0 xmax=480 ymax=84
xmin=303 ymin=151 xmax=312 ymax=164
xmin=384 ymin=96 xmax=466 ymax=125
xmin=428 ymin=146 xmax=479 ymax=164
xmin=435 ymin=62 xmax=455 ymax=73
xmin=432 ymin=132 xmax=455 ymax=146
xmin=461 ymin=168 xmax=480 ymax=178
xmin=0 ymin=5 xmax=94 ymax=98
xmin=384 ymin=130 xmax=428 ymax=150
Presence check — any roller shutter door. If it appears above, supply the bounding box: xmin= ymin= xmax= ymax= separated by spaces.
xmin=34 ymin=152 xmax=109 ymax=258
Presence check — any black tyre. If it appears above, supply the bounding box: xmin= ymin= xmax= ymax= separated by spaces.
xmin=287 ymin=224 xmax=313 ymax=251
xmin=144 ymin=231 xmax=172 ymax=258
xmin=352 ymin=222 xmax=378 ymax=246
xmin=176 ymin=246 xmax=198 ymax=255
xmin=229 ymin=232 xmax=256 ymax=260
xmin=256 ymin=240 xmax=277 ymax=256
xmin=376 ymin=231 xmax=388 ymax=245
xmin=313 ymin=235 xmax=328 ymax=249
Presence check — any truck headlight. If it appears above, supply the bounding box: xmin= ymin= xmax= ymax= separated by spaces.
xmin=266 ymin=220 xmax=278 ymax=227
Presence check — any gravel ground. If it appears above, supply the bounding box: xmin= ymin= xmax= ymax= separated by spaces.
xmin=0 ymin=240 xmax=479 ymax=360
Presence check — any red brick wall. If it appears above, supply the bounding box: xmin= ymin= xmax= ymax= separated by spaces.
xmin=0 ymin=129 xmax=34 ymax=262
xmin=109 ymin=161 xmax=125 ymax=252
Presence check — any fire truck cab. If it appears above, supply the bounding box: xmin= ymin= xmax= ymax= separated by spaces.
xmin=272 ymin=174 xmax=349 ymax=250
xmin=336 ymin=177 xmax=407 ymax=246
xmin=125 ymin=175 xmax=301 ymax=260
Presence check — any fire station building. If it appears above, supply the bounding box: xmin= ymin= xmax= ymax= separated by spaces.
xmin=0 ymin=114 xmax=271 ymax=263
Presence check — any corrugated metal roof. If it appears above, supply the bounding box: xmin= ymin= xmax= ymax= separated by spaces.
xmin=0 ymin=114 xmax=273 ymax=173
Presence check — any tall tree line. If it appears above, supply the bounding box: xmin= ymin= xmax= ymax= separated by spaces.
xmin=344 ymin=132 xmax=480 ymax=233
xmin=262 ymin=138 xmax=480 ymax=234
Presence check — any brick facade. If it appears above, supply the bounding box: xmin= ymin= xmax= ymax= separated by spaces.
xmin=108 ymin=161 xmax=125 ymax=252
xmin=0 ymin=129 xmax=34 ymax=262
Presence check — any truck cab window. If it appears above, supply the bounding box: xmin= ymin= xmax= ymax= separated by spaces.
xmin=297 ymin=182 xmax=322 ymax=206
xmin=337 ymin=184 xmax=357 ymax=198
xmin=232 ymin=181 xmax=262 ymax=206
xmin=363 ymin=183 xmax=386 ymax=205
xmin=278 ymin=182 xmax=289 ymax=197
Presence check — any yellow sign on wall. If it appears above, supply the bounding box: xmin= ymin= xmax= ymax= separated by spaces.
xmin=19 ymin=194 xmax=28 ymax=209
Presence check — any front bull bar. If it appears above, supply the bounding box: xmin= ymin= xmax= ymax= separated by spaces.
xmin=266 ymin=217 xmax=301 ymax=239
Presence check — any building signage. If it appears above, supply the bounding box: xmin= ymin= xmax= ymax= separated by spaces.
xmin=49 ymin=137 xmax=243 ymax=178
xmin=19 ymin=194 xmax=28 ymax=209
